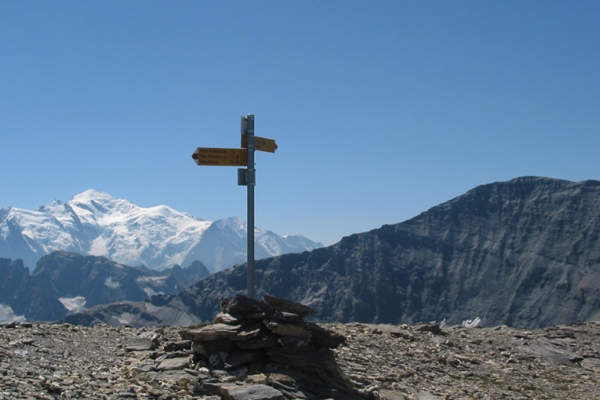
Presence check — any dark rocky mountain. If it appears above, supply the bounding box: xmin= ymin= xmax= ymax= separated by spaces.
xmin=0 ymin=258 xmax=31 ymax=321
xmin=60 ymin=177 xmax=600 ymax=329
xmin=0 ymin=251 xmax=209 ymax=322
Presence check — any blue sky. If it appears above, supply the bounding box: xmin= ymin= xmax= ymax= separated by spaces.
xmin=1 ymin=1 xmax=599 ymax=246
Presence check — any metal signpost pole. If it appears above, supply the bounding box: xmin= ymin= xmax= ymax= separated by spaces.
xmin=245 ymin=114 xmax=256 ymax=299
xmin=194 ymin=114 xmax=275 ymax=300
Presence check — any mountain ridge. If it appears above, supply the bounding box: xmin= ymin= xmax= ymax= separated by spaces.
xmin=59 ymin=176 xmax=600 ymax=329
xmin=0 ymin=251 xmax=210 ymax=322
xmin=0 ymin=190 xmax=323 ymax=272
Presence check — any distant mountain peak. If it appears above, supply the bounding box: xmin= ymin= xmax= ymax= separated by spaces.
xmin=67 ymin=190 xmax=136 ymax=218
xmin=0 ymin=190 xmax=323 ymax=272
xmin=69 ymin=189 xmax=125 ymax=209
xmin=72 ymin=188 xmax=114 ymax=199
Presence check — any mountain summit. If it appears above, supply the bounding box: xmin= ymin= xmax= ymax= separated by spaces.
xmin=0 ymin=191 xmax=322 ymax=272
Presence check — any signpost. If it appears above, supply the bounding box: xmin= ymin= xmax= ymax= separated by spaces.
xmin=192 ymin=114 xmax=276 ymax=299
xmin=241 ymin=135 xmax=278 ymax=153
xmin=192 ymin=148 xmax=247 ymax=166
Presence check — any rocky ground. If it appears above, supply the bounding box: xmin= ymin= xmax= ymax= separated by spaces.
xmin=1 ymin=319 xmax=599 ymax=400
xmin=329 ymin=321 xmax=600 ymax=399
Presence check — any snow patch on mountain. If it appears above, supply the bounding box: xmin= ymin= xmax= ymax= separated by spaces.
xmin=58 ymin=296 xmax=87 ymax=313
xmin=104 ymin=277 xmax=121 ymax=289
xmin=0 ymin=190 xmax=323 ymax=272
xmin=0 ymin=304 xmax=26 ymax=323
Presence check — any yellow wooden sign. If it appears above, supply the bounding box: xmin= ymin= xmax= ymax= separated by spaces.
xmin=241 ymin=135 xmax=278 ymax=153
xmin=192 ymin=148 xmax=247 ymax=166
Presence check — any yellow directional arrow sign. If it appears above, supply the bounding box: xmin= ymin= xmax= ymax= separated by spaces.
xmin=192 ymin=148 xmax=247 ymax=166
xmin=241 ymin=135 xmax=278 ymax=153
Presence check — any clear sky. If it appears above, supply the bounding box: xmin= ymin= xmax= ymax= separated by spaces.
xmin=1 ymin=1 xmax=599 ymax=246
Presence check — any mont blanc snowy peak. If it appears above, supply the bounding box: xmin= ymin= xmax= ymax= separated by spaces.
xmin=0 ymin=190 xmax=322 ymax=272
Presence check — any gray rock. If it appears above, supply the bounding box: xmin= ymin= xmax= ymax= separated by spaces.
xmin=224 ymin=384 xmax=285 ymax=400
xmin=417 ymin=392 xmax=440 ymax=400
xmin=163 ymin=340 xmax=191 ymax=351
xmin=125 ymin=338 xmax=156 ymax=352
xmin=155 ymin=356 xmax=190 ymax=371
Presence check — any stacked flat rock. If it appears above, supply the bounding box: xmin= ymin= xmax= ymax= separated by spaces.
xmin=178 ymin=294 xmax=367 ymax=399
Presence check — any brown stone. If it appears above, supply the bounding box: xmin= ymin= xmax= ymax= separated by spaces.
xmin=155 ymin=356 xmax=190 ymax=371
xmin=180 ymin=323 xmax=241 ymax=341
xmin=264 ymin=321 xmax=312 ymax=340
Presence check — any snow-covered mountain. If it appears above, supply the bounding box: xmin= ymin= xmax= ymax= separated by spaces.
xmin=0 ymin=190 xmax=323 ymax=272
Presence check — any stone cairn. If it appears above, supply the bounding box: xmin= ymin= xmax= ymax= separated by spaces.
xmin=178 ymin=294 xmax=368 ymax=399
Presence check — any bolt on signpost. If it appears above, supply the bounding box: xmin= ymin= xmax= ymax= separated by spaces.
xmin=191 ymin=114 xmax=277 ymax=298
